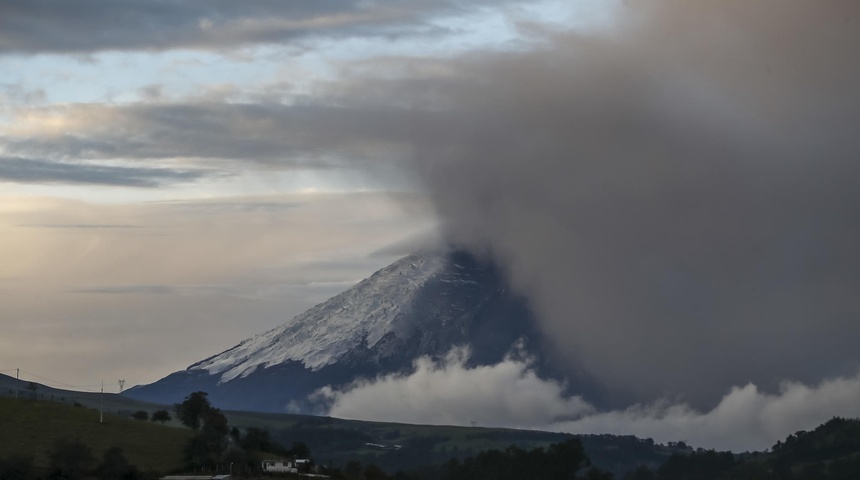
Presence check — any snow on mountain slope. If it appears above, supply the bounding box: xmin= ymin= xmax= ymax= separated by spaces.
xmin=191 ymin=251 xmax=447 ymax=383
xmin=125 ymin=249 xmax=600 ymax=413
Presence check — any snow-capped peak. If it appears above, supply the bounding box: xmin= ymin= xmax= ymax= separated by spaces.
xmin=190 ymin=251 xmax=446 ymax=383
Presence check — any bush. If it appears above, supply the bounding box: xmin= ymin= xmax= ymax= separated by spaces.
xmin=0 ymin=454 xmax=35 ymax=480
xmin=48 ymin=438 xmax=94 ymax=480
xmin=95 ymin=447 xmax=138 ymax=480
xmin=151 ymin=410 xmax=171 ymax=424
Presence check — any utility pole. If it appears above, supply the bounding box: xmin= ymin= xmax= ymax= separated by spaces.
xmin=117 ymin=379 xmax=125 ymax=393
xmin=100 ymin=381 xmax=104 ymax=424
xmin=15 ymin=368 xmax=19 ymax=399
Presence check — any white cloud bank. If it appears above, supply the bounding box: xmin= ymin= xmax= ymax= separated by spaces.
xmin=318 ymin=348 xmax=860 ymax=452
xmin=557 ymin=375 xmax=860 ymax=452
xmin=317 ymin=347 xmax=594 ymax=428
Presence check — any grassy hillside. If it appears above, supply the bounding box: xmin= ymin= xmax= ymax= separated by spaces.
xmin=0 ymin=397 xmax=192 ymax=474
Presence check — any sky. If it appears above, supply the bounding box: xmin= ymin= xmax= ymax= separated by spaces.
xmin=2 ymin=0 xmax=860 ymax=452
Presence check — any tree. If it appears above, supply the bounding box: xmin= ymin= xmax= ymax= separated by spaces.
xmin=95 ymin=447 xmax=138 ymax=480
xmin=239 ymin=427 xmax=272 ymax=452
xmin=221 ymin=447 xmax=248 ymax=473
xmin=26 ymin=382 xmax=37 ymax=400
xmin=181 ymin=399 xmax=230 ymax=468
xmin=151 ymin=410 xmax=171 ymax=424
xmin=442 ymin=438 xmax=605 ymax=480
xmin=201 ymin=407 xmax=229 ymax=437
xmin=290 ymin=441 xmax=311 ymax=459
xmin=48 ymin=439 xmax=94 ymax=480
xmin=343 ymin=460 xmax=363 ymax=480
xmin=184 ymin=435 xmax=219 ymax=468
xmin=363 ymin=463 xmax=388 ymax=480
xmin=622 ymin=465 xmax=657 ymax=480
xmin=175 ymin=391 xmax=212 ymax=430
xmin=0 ymin=454 xmax=35 ymax=480
xmin=582 ymin=467 xmax=614 ymax=480
xmin=658 ymin=450 xmax=735 ymax=480
xmin=131 ymin=410 xmax=148 ymax=421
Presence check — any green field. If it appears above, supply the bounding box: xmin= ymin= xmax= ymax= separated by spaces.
xmin=0 ymin=397 xmax=192 ymax=474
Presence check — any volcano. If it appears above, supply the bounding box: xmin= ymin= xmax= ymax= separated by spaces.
xmin=126 ymin=250 xmax=601 ymax=413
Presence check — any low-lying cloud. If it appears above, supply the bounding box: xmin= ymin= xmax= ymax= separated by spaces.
xmin=557 ymin=374 xmax=860 ymax=452
xmin=317 ymin=347 xmax=593 ymax=428
xmin=319 ymin=349 xmax=860 ymax=452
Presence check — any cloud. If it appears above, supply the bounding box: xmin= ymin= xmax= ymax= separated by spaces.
xmin=0 ymin=156 xmax=207 ymax=187
xmin=0 ymin=82 xmax=46 ymax=105
xmin=0 ymin=192 xmax=432 ymax=290
xmin=1 ymin=102 xmax=414 ymax=168
xmin=70 ymin=285 xmax=175 ymax=295
xmin=371 ymin=0 xmax=860 ymax=407
xmin=555 ymin=373 xmax=860 ymax=453
xmin=4 ymin=0 xmax=858 ymax=443
xmin=12 ymin=0 xmax=852 ymax=412
xmin=317 ymin=347 xmax=594 ymax=428
xmin=19 ymin=224 xmax=142 ymax=229
xmin=367 ymin=228 xmax=443 ymax=258
xmin=0 ymin=0 xmax=507 ymax=55
xmin=318 ymin=348 xmax=860 ymax=452
xmin=0 ymin=192 xmax=434 ymax=386
xmin=18 ymin=0 xmax=847 ymax=410
xmin=160 ymin=0 xmax=860 ymax=410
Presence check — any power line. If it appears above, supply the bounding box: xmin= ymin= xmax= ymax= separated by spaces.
xmin=1 ymin=367 xmax=107 ymax=393
xmin=14 ymin=369 xmax=103 ymax=393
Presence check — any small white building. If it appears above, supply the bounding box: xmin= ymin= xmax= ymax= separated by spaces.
xmin=261 ymin=460 xmax=297 ymax=474
xmin=161 ymin=476 xmax=230 ymax=480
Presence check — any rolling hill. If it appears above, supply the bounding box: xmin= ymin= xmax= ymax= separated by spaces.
xmin=0 ymin=396 xmax=190 ymax=474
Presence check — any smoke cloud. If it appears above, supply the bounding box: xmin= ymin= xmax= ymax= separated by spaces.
xmin=391 ymin=0 xmax=860 ymax=407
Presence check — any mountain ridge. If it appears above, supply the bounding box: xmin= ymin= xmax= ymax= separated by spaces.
xmin=126 ymin=250 xmax=592 ymax=413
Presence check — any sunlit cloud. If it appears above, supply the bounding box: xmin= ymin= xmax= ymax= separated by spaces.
xmin=318 ymin=347 xmax=594 ymax=428
xmin=320 ymin=348 xmax=860 ymax=451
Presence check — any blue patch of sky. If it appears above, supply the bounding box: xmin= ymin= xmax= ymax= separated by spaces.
xmin=0 ymin=50 xmax=285 ymax=104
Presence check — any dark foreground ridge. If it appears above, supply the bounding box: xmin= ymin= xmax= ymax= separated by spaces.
xmin=4 ymin=386 xmax=860 ymax=478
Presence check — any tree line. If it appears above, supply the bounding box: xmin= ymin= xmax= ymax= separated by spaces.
xmin=313 ymin=439 xmax=614 ymax=480
xmin=171 ymin=392 xmax=615 ymax=480
xmin=0 ymin=439 xmax=138 ymax=480
xmin=619 ymin=417 xmax=860 ymax=480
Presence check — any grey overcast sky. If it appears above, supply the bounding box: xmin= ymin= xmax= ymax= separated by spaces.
xmin=2 ymin=0 xmax=859 ymax=451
